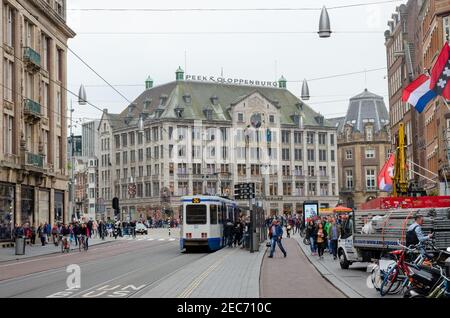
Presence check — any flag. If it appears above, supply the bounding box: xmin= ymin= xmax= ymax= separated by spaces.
xmin=430 ymin=42 xmax=450 ymax=99
xmin=378 ymin=154 xmax=395 ymax=192
xmin=402 ymin=74 xmax=436 ymax=113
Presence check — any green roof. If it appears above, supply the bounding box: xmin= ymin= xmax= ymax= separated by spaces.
xmin=111 ymin=80 xmax=336 ymax=130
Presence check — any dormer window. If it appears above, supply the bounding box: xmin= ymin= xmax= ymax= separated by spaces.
xmin=295 ymin=102 xmax=303 ymax=110
xmin=159 ymin=94 xmax=168 ymax=106
xmin=144 ymin=98 xmax=152 ymax=111
xmin=237 ymin=113 xmax=244 ymax=123
xmin=291 ymin=113 xmax=300 ymax=126
xmin=183 ymin=94 xmax=191 ymax=104
xmin=210 ymin=95 xmax=218 ymax=105
xmin=203 ymin=107 xmax=213 ymax=120
xmin=174 ymin=106 xmax=184 ymax=118
xmin=269 ymin=115 xmax=275 ymax=124
xmin=315 ymin=115 xmax=324 ymax=125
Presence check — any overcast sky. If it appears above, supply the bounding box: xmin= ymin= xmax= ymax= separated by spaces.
xmin=67 ymin=0 xmax=403 ymax=134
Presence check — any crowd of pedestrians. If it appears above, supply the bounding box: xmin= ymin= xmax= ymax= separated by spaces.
xmin=223 ymin=217 xmax=250 ymax=248
xmin=305 ymin=214 xmax=353 ymax=260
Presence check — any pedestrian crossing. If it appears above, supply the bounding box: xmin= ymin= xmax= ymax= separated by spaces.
xmin=121 ymin=236 xmax=177 ymax=242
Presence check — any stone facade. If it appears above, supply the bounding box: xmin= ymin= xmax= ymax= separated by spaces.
xmin=0 ymin=0 xmax=75 ymax=241
xmin=330 ymin=90 xmax=391 ymax=209
xmin=97 ymin=70 xmax=340 ymax=221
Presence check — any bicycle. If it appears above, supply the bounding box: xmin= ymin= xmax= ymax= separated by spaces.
xmin=61 ymin=235 xmax=70 ymax=253
xmin=78 ymin=235 xmax=88 ymax=251
xmin=379 ymin=241 xmax=430 ymax=296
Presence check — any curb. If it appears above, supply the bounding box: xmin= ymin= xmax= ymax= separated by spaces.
xmin=0 ymin=239 xmax=114 ymax=264
xmin=294 ymin=236 xmax=364 ymax=298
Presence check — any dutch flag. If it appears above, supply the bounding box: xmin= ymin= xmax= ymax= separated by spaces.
xmin=402 ymin=74 xmax=437 ymax=113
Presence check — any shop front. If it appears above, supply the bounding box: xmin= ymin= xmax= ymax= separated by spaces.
xmin=21 ymin=186 xmax=34 ymax=226
xmin=0 ymin=183 xmax=15 ymax=242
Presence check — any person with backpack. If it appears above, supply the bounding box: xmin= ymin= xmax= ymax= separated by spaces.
xmin=406 ymin=214 xmax=433 ymax=249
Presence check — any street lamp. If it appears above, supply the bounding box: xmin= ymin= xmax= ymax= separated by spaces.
xmin=318 ymin=6 xmax=332 ymax=38
xmin=78 ymin=84 xmax=87 ymax=105
xmin=301 ymin=79 xmax=310 ymax=100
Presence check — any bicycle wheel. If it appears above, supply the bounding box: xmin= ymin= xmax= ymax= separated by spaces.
xmin=380 ymin=265 xmax=402 ymax=296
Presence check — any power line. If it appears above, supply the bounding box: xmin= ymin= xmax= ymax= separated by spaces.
xmin=14 ymin=5 xmax=135 ymax=109
xmin=68 ymin=1 xmax=403 ymax=12
xmin=291 ymin=67 xmax=387 ymax=82
xmin=67 ymin=47 xmax=133 ymax=105
xmin=76 ymin=31 xmax=384 ymax=35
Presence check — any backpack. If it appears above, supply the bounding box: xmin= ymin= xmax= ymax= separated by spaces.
xmin=405 ymin=225 xmax=419 ymax=247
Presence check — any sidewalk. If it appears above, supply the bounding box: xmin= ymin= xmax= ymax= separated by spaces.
xmin=0 ymin=237 xmax=113 ymax=263
xmin=0 ymin=228 xmax=180 ymax=263
xmin=260 ymin=238 xmax=346 ymax=298
xmin=293 ymin=234 xmax=394 ymax=298
xmin=139 ymin=244 xmax=265 ymax=298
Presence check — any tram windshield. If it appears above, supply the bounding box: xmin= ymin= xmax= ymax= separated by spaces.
xmin=185 ymin=204 xmax=207 ymax=224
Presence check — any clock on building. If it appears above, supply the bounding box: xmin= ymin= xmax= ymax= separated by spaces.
xmin=250 ymin=113 xmax=262 ymax=128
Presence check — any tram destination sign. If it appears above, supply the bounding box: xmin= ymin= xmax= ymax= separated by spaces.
xmin=234 ymin=183 xmax=255 ymax=200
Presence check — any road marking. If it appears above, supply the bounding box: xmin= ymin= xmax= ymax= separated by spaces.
xmin=147 ymin=238 xmax=154 ymax=241
xmin=158 ymin=238 xmax=165 ymax=241
xmin=169 ymin=238 xmax=176 ymax=241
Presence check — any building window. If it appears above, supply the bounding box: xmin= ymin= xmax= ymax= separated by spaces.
xmin=41 ymin=34 xmax=50 ymax=71
xmin=282 ymin=148 xmax=290 ymax=161
xmin=3 ymin=58 xmax=13 ymax=102
xmin=365 ymin=149 xmax=375 ymax=159
xmin=318 ymin=133 xmax=327 ymax=145
xmin=308 ymin=183 xmax=317 ymax=196
xmin=346 ymin=149 xmax=352 ymax=160
xmin=294 ymin=131 xmax=302 ymax=144
xmin=346 ymin=170 xmax=353 ymax=189
xmin=331 ymin=150 xmax=335 ymax=162
xmin=283 ymin=183 xmax=292 ymax=196
xmin=330 ymin=134 xmax=335 ymax=145
xmin=237 ymin=164 xmax=246 ymax=176
xmin=320 ymin=183 xmax=328 ymax=196
xmin=237 ymin=113 xmax=244 ymax=122
xmin=307 ymin=132 xmax=315 ymax=144
xmin=269 ymin=115 xmax=275 ymax=123
xmin=308 ymin=166 xmax=315 ymax=177
xmin=294 ymin=149 xmax=302 ymax=161
xmin=281 ymin=130 xmax=290 ymax=144
xmin=307 ymin=149 xmax=315 ymax=161
xmin=319 ymin=150 xmax=327 ymax=161
xmin=365 ymin=126 xmax=373 ymax=141
xmin=4 ymin=5 xmax=14 ymax=47
xmin=319 ymin=166 xmax=327 ymax=177
xmin=366 ymin=169 xmax=376 ymax=190
xmin=269 ymin=183 xmax=278 ymax=195
xmin=3 ymin=115 xmax=13 ymax=155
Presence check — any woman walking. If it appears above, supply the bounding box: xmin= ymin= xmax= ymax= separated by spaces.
xmin=305 ymin=220 xmax=317 ymax=255
xmin=316 ymin=222 xmax=327 ymax=260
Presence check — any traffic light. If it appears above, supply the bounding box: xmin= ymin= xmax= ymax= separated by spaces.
xmin=112 ymin=197 xmax=120 ymax=217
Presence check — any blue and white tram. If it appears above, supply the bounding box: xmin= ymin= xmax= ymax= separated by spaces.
xmin=180 ymin=195 xmax=239 ymax=252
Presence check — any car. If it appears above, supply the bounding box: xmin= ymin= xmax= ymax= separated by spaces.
xmin=135 ymin=222 xmax=148 ymax=235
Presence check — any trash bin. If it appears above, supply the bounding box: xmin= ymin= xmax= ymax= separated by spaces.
xmin=15 ymin=237 xmax=25 ymax=255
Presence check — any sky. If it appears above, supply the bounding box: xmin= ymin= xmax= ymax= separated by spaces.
xmin=66 ymin=0 xmax=404 ymax=134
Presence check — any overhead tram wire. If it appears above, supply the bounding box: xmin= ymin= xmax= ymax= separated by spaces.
xmin=76 ymin=30 xmax=384 ymax=36
xmin=68 ymin=1 xmax=404 ymax=12
xmin=0 ymin=44 xmax=105 ymax=116
xmin=14 ymin=5 xmax=135 ymax=110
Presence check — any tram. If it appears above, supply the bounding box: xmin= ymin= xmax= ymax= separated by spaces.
xmin=180 ymin=195 xmax=239 ymax=252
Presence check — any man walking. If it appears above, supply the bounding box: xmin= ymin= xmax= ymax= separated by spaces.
xmin=268 ymin=219 xmax=287 ymax=258
xmin=328 ymin=218 xmax=341 ymax=260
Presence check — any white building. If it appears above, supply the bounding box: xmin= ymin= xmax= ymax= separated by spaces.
xmin=97 ymin=69 xmax=339 ymax=221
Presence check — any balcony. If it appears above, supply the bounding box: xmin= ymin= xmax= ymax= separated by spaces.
xmin=26 ymin=152 xmax=44 ymax=169
xmin=177 ymin=173 xmax=189 ymax=180
xmin=24 ymin=99 xmax=42 ymax=122
xmin=23 ymin=47 xmax=41 ymax=72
